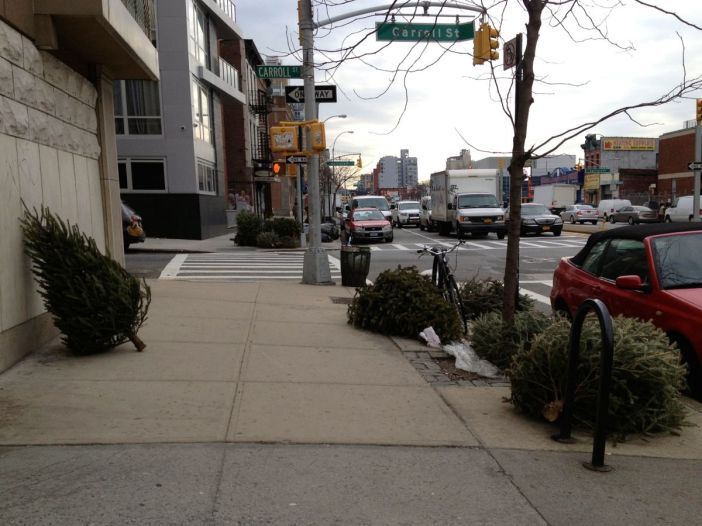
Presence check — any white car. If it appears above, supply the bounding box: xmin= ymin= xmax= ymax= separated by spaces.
xmin=665 ymin=195 xmax=702 ymax=222
xmin=391 ymin=200 xmax=421 ymax=228
xmin=560 ymin=204 xmax=598 ymax=224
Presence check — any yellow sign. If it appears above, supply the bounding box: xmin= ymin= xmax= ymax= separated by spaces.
xmin=584 ymin=173 xmax=600 ymax=190
xmin=602 ymin=137 xmax=656 ymax=151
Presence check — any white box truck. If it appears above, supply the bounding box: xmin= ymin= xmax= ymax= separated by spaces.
xmin=532 ymin=184 xmax=577 ymax=214
xmin=430 ymin=169 xmax=505 ymax=239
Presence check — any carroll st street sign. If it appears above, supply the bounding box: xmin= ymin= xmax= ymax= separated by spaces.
xmin=256 ymin=65 xmax=301 ymax=79
xmin=375 ymin=22 xmax=474 ymax=42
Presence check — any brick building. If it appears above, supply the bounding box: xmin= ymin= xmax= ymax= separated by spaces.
xmin=657 ymin=126 xmax=697 ymax=199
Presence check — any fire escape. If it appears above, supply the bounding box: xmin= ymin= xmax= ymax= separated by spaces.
xmin=249 ymin=89 xmax=270 ymax=166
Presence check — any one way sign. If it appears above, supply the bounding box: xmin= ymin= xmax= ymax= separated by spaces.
xmin=285 ymin=85 xmax=337 ymax=104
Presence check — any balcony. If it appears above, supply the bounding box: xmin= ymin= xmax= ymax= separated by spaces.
xmin=34 ymin=0 xmax=159 ymax=80
xmin=201 ymin=0 xmax=242 ymax=39
xmin=197 ymin=57 xmax=244 ymax=104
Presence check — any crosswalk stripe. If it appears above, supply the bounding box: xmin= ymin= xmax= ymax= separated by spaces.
xmin=392 ymin=244 xmax=410 ymax=250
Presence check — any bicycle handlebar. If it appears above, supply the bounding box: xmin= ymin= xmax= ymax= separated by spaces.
xmin=417 ymin=240 xmax=464 ymax=255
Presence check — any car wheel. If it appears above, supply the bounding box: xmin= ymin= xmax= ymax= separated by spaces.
xmin=456 ymin=226 xmax=464 ymax=239
xmin=570 ymin=215 xmax=576 ymax=224
xmin=396 ymin=220 xmax=402 ymax=228
xmin=590 ymin=221 xmax=597 ymax=225
xmin=419 ymin=223 xmax=425 ymax=231
xmin=627 ymin=217 xmax=634 ymax=225
xmin=609 ymin=215 xmax=615 ymax=224
xmin=497 ymin=232 xmax=505 ymax=240
xmin=665 ymin=215 xmax=672 ymax=223
xmin=670 ymin=335 xmax=702 ymax=399
xmin=553 ymin=229 xmax=562 ymax=237
xmin=553 ymin=300 xmax=571 ymax=321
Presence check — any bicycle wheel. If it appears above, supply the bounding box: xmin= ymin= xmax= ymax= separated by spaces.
xmin=431 ymin=256 xmax=442 ymax=289
xmin=446 ymin=275 xmax=467 ymax=333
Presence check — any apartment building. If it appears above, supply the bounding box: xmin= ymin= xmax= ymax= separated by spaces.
xmin=117 ymin=0 xmax=246 ymax=239
xmin=0 ymin=0 xmax=159 ymax=370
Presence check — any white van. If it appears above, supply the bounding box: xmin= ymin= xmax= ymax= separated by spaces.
xmin=665 ymin=195 xmax=702 ymax=222
xmin=349 ymin=195 xmax=392 ymax=221
xmin=597 ymin=199 xmax=631 ymax=222
xmin=419 ymin=196 xmax=433 ymax=231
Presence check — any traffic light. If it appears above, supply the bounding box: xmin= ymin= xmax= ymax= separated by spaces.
xmin=356 ymin=156 xmax=363 ymax=168
xmin=697 ymin=98 xmax=702 ymax=124
xmin=270 ymin=125 xmax=299 ymax=153
xmin=473 ymin=23 xmax=499 ymax=65
xmin=272 ymin=161 xmax=285 ymax=176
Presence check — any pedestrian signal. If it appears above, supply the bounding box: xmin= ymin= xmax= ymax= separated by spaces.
xmin=272 ymin=162 xmax=284 ymax=175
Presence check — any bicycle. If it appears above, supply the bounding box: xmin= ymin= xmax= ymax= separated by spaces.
xmin=417 ymin=240 xmax=467 ymax=333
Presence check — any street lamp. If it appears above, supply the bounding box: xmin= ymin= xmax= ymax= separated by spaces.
xmin=323 ymin=114 xmax=347 ymax=123
xmin=329 ymin=130 xmax=354 ymax=217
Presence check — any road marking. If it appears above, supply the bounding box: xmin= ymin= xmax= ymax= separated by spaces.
xmin=159 ymin=254 xmax=187 ymax=279
xmin=519 ymin=287 xmax=552 ymax=306
xmin=392 ymin=244 xmax=411 ymax=250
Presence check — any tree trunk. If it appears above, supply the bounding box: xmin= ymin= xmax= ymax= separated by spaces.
xmin=503 ymin=0 xmax=544 ymax=323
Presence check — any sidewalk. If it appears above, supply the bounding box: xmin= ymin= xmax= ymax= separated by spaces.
xmin=0 ymin=279 xmax=701 ymax=524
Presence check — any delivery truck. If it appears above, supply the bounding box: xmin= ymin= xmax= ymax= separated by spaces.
xmin=430 ymin=169 xmax=505 ymax=239
xmin=532 ymin=184 xmax=577 ymax=214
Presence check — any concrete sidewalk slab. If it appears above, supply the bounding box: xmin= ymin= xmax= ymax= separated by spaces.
xmin=241 ymin=344 xmax=426 ymax=386
xmin=254 ymin=281 xmax=354 ymax=308
xmin=254 ymin=303 xmax=348 ymax=324
xmin=229 ymin=382 xmax=475 ymax=446
xmin=439 ymin=386 xmax=702 ymax=459
xmin=4 ymin=340 xmax=244 ymax=382
xmin=147 ymin=279 xmax=260 ymax=303
xmin=492 ymin=448 xmax=702 ymax=526
xmin=139 ymin=315 xmax=251 ymax=345
xmin=251 ymin=319 xmax=392 ymax=350
xmin=149 ymin=296 xmax=255 ymax=321
xmin=0 ymin=378 xmax=236 ymax=445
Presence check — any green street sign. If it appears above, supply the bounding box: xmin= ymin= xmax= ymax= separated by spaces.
xmin=327 ymin=160 xmax=355 ymax=166
xmin=256 ymin=65 xmax=301 ymax=79
xmin=375 ymin=22 xmax=474 ymax=42
xmin=585 ymin=168 xmax=611 ymax=173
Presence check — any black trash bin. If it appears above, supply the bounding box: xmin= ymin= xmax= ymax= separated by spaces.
xmin=340 ymin=246 xmax=371 ymax=287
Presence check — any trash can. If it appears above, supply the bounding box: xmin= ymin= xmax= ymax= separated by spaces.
xmin=340 ymin=246 xmax=371 ymax=287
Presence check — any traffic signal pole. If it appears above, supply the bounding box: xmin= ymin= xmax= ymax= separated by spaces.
xmin=694 ymin=102 xmax=701 ymax=222
xmin=300 ymin=0 xmax=333 ymax=284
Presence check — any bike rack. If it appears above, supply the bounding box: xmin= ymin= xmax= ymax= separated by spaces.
xmin=552 ymin=298 xmax=615 ymax=472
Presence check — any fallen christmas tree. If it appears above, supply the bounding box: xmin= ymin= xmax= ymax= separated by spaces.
xmin=21 ymin=206 xmax=151 ymax=353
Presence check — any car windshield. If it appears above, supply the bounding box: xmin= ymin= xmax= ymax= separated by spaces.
xmin=356 ymin=198 xmax=389 ymax=211
xmin=652 ymin=233 xmax=702 ymax=289
xmin=522 ymin=205 xmax=550 ymax=215
xmin=399 ymin=202 xmax=419 ymax=210
xmin=457 ymin=194 xmax=499 ymax=209
xmin=576 ymin=205 xmax=594 ymax=210
xmin=353 ymin=210 xmax=385 ymax=221
xmin=634 ymin=206 xmax=652 ymax=212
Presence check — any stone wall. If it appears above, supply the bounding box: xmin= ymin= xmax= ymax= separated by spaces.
xmin=0 ymin=20 xmax=105 ymax=371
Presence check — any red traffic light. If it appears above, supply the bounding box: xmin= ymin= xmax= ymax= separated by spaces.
xmin=272 ymin=162 xmax=284 ymax=175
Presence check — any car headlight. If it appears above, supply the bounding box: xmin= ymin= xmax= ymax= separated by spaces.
xmin=355 ymin=226 xmax=365 ymax=232
xmin=554 ymin=218 xmax=563 ymax=224
xmin=400 ymin=213 xmax=408 ymax=218
xmin=524 ymin=218 xmax=537 ymax=225
xmin=382 ymin=225 xmax=392 ymax=231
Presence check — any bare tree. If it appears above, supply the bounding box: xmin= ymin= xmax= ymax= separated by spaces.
xmin=321 ymin=163 xmax=361 ymax=216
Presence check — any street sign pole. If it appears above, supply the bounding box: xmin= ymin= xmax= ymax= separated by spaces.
xmin=694 ymin=123 xmax=701 ymax=222
xmin=297 ymin=165 xmax=306 ymax=248
xmin=300 ymin=0 xmax=332 ymax=284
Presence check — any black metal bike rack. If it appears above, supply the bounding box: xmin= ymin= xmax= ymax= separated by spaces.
xmin=552 ymin=298 xmax=615 ymax=472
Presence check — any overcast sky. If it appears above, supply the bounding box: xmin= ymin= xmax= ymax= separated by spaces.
xmin=236 ymin=1 xmax=702 ymax=180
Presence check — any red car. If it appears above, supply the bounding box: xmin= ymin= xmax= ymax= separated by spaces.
xmin=342 ymin=207 xmax=394 ymax=244
xmin=550 ymin=223 xmax=702 ymax=397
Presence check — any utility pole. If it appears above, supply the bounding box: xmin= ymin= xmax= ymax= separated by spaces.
xmin=694 ymin=99 xmax=701 ymax=221
xmin=300 ymin=0 xmax=332 ymax=284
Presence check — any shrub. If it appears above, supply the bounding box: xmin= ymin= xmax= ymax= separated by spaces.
xmin=509 ymin=315 xmax=688 ymax=439
xmin=235 ymin=210 xmax=263 ymax=246
xmin=267 ymin=217 xmax=301 ymax=239
xmin=256 ymin=231 xmax=280 ymax=249
xmin=459 ymin=277 xmax=534 ymax=320
xmin=21 ymin=206 xmax=150 ymax=353
xmin=278 ymin=235 xmax=300 ymax=249
xmin=347 ymin=266 xmax=462 ymax=342
xmin=470 ymin=309 xmax=553 ymax=370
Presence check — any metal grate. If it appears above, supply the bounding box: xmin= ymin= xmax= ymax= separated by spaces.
xmin=330 ymin=296 xmax=353 ymax=305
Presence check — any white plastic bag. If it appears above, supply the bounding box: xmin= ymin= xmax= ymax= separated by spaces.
xmin=419 ymin=327 xmax=442 ymax=348
xmin=443 ymin=340 xmax=500 ymax=378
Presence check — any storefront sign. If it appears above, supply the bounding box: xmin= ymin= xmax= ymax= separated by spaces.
xmin=602 ymin=137 xmax=656 ymax=151
xmin=584 ymin=173 xmax=600 ymax=190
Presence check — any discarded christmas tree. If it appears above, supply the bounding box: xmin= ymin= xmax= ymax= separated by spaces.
xmin=21 ymin=206 xmax=151 ymax=353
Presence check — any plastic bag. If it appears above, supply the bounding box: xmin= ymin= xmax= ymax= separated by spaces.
xmin=419 ymin=327 xmax=442 ymax=348
xmin=443 ymin=341 xmax=500 ymax=378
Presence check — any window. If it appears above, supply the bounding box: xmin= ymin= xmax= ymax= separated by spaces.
xmin=197 ymin=160 xmax=217 ymax=194
xmin=192 ymin=79 xmax=212 ymax=143
xmin=114 ymin=80 xmax=162 ymax=135
xmin=600 ymin=239 xmax=648 ymax=282
xmin=118 ymin=159 xmax=166 ymax=191
xmin=187 ymin=1 xmax=209 ymax=68
xmin=581 ymin=240 xmax=608 ymax=275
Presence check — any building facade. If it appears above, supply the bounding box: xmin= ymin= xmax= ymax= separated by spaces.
xmin=0 ymin=0 xmax=159 ymax=371
xmin=378 ymin=156 xmax=399 ymax=188
xmin=530 ymin=154 xmax=576 ymax=177
xmin=117 ymin=0 xmax=245 ymax=239
xmin=399 ymin=148 xmax=418 ymax=187
xmin=657 ymin=125 xmax=697 ymax=199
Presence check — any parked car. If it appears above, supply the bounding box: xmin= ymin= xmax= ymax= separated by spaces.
xmin=507 ymin=203 xmax=563 ymax=236
xmin=550 ymin=223 xmax=702 ymax=397
xmin=665 ymin=195 xmax=702 ymax=222
xmin=597 ymin=199 xmax=631 ymax=222
xmin=342 ymin=207 xmax=393 ymax=244
xmin=560 ymin=204 xmax=598 ymax=225
xmin=348 ymin=195 xmax=392 ymax=222
xmin=610 ymin=205 xmax=658 ymax=224
xmin=419 ymin=196 xmax=433 ymax=231
xmin=390 ymin=200 xmax=421 ymax=228
xmin=121 ymin=201 xmax=145 ymax=249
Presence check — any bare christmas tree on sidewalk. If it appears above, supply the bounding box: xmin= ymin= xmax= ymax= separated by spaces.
xmin=21 ymin=206 xmax=151 ymax=353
